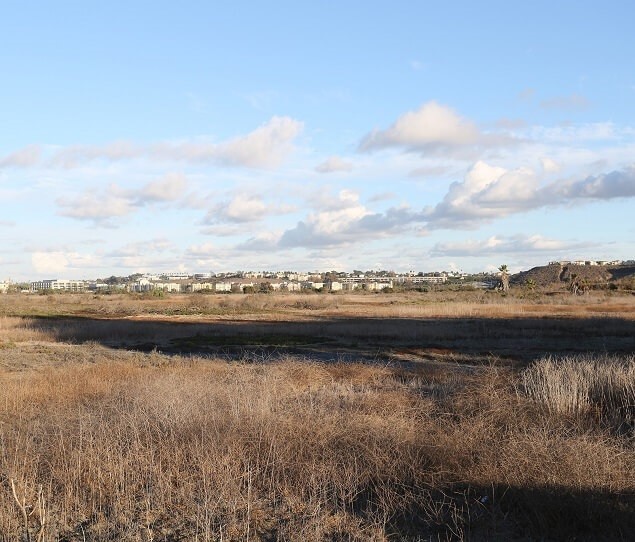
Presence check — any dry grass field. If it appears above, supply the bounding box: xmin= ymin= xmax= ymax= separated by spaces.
xmin=0 ymin=291 xmax=633 ymax=540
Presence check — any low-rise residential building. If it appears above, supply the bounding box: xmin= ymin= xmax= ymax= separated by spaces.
xmin=302 ymin=281 xmax=325 ymax=290
xmin=161 ymin=272 xmax=190 ymax=280
xmin=154 ymin=282 xmax=182 ymax=293
xmin=285 ymin=281 xmax=302 ymax=292
xmin=214 ymin=282 xmax=232 ymax=292
xmin=410 ymin=275 xmax=447 ymax=284
xmin=129 ymin=278 xmax=154 ymax=292
xmin=31 ymin=279 xmax=87 ymax=292
xmin=188 ymin=282 xmax=215 ymax=292
xmin=366 ymin=280 xmax=393 ymax=291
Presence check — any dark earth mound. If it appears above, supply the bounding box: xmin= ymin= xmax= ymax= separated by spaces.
xmin=512 ymin=263 xmax=635 ymax=289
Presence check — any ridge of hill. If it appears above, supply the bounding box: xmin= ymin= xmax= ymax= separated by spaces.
xmin=511 ymin=263 xmax=635 ymax=289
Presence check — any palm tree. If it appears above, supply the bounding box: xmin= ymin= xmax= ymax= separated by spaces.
xmin=498 ymin=264 xmax=510 ymax=292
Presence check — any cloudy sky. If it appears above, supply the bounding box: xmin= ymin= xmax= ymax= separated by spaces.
xmin=2 ymin=1 xmax=634 ymax=280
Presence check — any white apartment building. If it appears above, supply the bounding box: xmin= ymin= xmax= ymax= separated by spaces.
xmin=285 ymin=281 xmax=302 ymax=292
xmin=30 ymin=279 xmax=87 ymax=292
xmin=302 ymin=281 xmax=325 ymax=290
xmin=189 ymin=282 xmax=215 ymax=292
xmin=162 ymin=272 xmax=190 ymax=280
xmin=410 ymin=275 xmax=447 ymax=284
xmin=128 ymin=278 xmax=154 ymax=292
xmin=154 ymin=282 xmax=182 ymax=293
xmin=366 ymin=280 xmax=393 ymax=291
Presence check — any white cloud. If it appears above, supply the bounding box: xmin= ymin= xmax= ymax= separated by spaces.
xmin=137 ymin=173 xmax=188 ymax=203
xmin=360 ymin=101 xmax=481 ymax=151
xmin=57 ymin=185 xmax=134 ymax=223
xmin=431 ymin=234 xmax=597 ymax=257
xmin=32 ymin=252 xmax=70 ymax=274
xmin=203 ymin=193 xmax=294 ymax=225
xmin=31 ymin=251 xmax=101 ymax=275
xmin=278 ymin=190 xmax=424 ymax=249
xmin=52 ymin=141 xmax=139 ymax=168
xmin=1 ymin=116 xmax=303 ymax=170
xmin=425 ymin=162 xmax=635 ymax=229
xmin=0 ymin=145 xmax=42 ymax=168
xmin=558 ymin=166 xmax=635 ymax=200
xmin=56 ymin=174 xmax=190 ymax=224
xmin=315 ymin=156 xmax=353 ymax=173
xmin=185 ymin=243 xmax=216 ymax=258
xmin=541 ymin=157 xmax=561 ymax=173
xmin=213 ymin=116 xmax=303 ymax=168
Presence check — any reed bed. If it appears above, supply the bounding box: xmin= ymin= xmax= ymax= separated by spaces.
xmin=521 ymin=354 xmax=635 ymax=432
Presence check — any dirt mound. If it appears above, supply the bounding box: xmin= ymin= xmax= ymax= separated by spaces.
xmin=512 ymin=264 xmax=563 ymax=287
xmin=512 ymin=263 xmax=635 ymax=289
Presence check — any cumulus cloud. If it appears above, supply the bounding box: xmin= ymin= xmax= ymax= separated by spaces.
xmin=203 ymin=194 xmax=294 ymax=225
xmin=360 ymin=101 xmax=482 ymax=152
xmin=212 ymin=116 xmax=303 ymax=168
xmin=137 ymin=173 xmax=188 ymax=203
xmin=430 ymin=234 xmax=597 ymax=257
xmin=425 ymin=162 xmax=635 ymax=229
xmin=277 ymin=191 xmax=424 ymax=249
xmin=315 ymin=156 xmax=353 ymax=173
xmin=57 ymin=185 xmax=135 ymax=223
xmin=558 ymin=166 xmax=635 ymax=200
xmin=1 ymin=116 xmax=303 ymax=170
xmin=57 ymin=173 xmax=190 ymax=224
xmin=424 ymin=161 xmax=530 ymax=228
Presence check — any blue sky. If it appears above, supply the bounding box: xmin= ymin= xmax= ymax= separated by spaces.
xmin=1 ymin=1 xmax=634 ymax=280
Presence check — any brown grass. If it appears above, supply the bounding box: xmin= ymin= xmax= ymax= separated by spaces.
xmin=0 ymin=343 xmax=633 ymax=541
xmin=2 ymin=290 xmax=635 ymax=321
xmin=520 ymin=354 xmax=635 ymax=432
xmin=0 ymin=292 xmax=633 ymax=540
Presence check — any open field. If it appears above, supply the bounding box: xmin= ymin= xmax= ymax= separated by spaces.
xmin=0 ymin=291 xmax=634 ymax=540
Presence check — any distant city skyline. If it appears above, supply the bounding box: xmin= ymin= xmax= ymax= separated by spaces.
xmin=2 ymin=2 xmax=634 ymax=280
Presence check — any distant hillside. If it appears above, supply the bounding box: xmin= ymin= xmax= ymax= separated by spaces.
xmin=512 ymin=263 xmax=635 ymax=289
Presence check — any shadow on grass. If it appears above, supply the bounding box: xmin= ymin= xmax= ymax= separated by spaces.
xmin=387 ymin=484 xmax=635 ymax=541
xmin=19 ymin=314 xmax=635 ymax=365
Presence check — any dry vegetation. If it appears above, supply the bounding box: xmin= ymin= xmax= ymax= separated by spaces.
xmin=2 ymin=290 xmax=635 ymax=321
xmin=0 ymin=292 xmax=634 ymax=540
